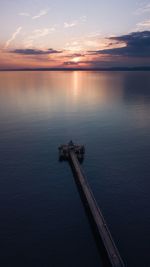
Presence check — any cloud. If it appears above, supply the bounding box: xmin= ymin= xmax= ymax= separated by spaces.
xmin=4 ymin=27 xmax=22 ymax=49
xmin=19 ymin=9 xmax=49 ymax=19
xmin=10 ymin=48 xmax=62 ymax=55
xmin=32 ymin=9 xmax=48 ymax=20
xmin=64 ymin=21 xmax=78 ymax=28
xmin=64 ymin=16 xmax=86 ymax=28
xmin=134 ymin=3 xmax=150 ymax=15
xmin=64 ymin=41 xmax=83 ymax=51
xmin=89 ymin=31 xmax=150 ymax=57
xmin=32 ymin=28 xmax=55 ymax=38
xmin=23 ymin=27 xmax=55 ymax=48
xmin=136 ymin=20 xmax=150 ymax=31
xmin=19 ymin=12 xmax=30 ymax=17
xmin=63 ymin=61 xmax=79 ymax=66
xmin=65 ymin=53 xmax=84 ymax=58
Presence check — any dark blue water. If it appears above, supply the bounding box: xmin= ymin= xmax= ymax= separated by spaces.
xmin=0 ymin=71 xmax=150 ymax=267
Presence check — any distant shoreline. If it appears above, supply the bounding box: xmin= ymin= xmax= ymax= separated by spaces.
xmin=0 ymin=67 xmax=150 ymax=72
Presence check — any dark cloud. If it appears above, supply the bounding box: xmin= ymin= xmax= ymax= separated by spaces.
xmin=63 ymin=61 xmax=79 ymax=65
xmin=90 ymin=31 xmax=150 ymax=57
xmin=65 ymin=53 xmax=84 ymax=58
xmin=10 ymin=48 xmax=62 ymax=55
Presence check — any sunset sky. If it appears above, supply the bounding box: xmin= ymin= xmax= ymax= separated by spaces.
xmin=0 ymin=0 xmax=150 ymax=69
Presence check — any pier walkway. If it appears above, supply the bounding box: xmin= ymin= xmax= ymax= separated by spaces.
xmin=59 ymin=141 xmax=125 ymax=267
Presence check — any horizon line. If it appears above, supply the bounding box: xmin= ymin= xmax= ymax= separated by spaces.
xmin=0 ymin=66 xmax=150 ymax=72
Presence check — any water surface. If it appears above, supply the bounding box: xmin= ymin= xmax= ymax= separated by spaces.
xmin=0 ymin=71 xmax=150 ymax=267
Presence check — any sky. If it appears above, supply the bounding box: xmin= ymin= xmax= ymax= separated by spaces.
xmin=0 ymin=0 xmax=150 ymax=69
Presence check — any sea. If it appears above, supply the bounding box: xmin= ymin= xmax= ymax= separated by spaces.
xmin=0 ymin=71 xmax=150 ymax=267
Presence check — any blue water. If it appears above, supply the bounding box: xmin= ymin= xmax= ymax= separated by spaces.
xmin=0 ymin=71 xmax=150 ymax=267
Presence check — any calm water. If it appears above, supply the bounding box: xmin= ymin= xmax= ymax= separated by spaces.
xmin=0 ymin=71 xmax=150 ymax=267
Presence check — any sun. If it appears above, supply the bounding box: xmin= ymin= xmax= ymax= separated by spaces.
xmin=72 ymin=57 xmax=80 ymax=63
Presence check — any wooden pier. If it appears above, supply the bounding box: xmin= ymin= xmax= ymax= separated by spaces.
xmin=59 ymin=141 xmax=125 ymax=267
